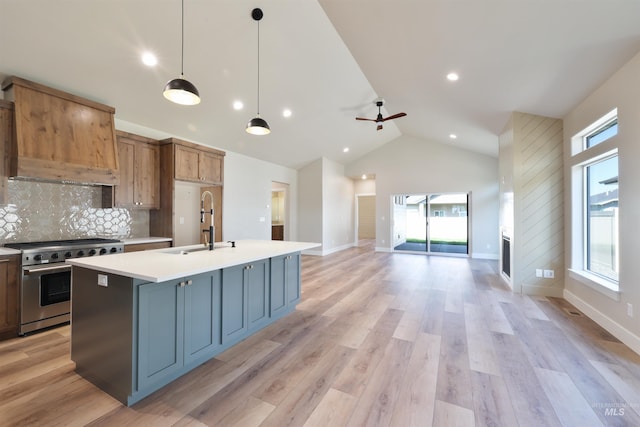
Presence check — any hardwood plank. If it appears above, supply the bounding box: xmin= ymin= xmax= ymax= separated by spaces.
xmin=303 ymin=388 xmax=357 ymax=427
xmin=258 ymin=344 xmax=355 ymax=427
xmin=590 ymin=360 xmax=640 ymax=418
xmin=534 ymin=367 xmax=604 ymax=426
xmin=435 ymin=311 xmax=473 ymax=409
xmin=210 ymin=396 xmax=275 ymax=427
xmin=491 ymin=332 xmax=562 ymax=427
xmin=469 ymin=371 xmax=519 ymax=427
xmin=332 ymin=308 xmax=403 ymax=397
xmin=464 ymin=303 xmax=501 ymax=376
xmin=433 ymin=399 xmax=476 ymax=427
xmin=346 ymin=338 xmax=413 ymax=426
xmin=390 ymin=332 xmax=441 ymax=427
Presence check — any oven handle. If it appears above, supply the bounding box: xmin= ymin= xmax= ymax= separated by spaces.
xmin=24 ymin=264 xmax=72 ymax=275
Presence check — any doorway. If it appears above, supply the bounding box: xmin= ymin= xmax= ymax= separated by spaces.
xmin=271 ymin=182 xmax=289 ymax=241
xmin=392 ymin=193 xmax=469 ymax=255
xmin=356 ymin=194 xmax=376 ymax=244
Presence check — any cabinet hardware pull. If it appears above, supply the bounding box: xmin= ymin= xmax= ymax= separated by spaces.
xmin=179 ymin=281 xmax=185 ymax=287
xmin=0 ymin=259 xmax=9 ymax=264
xmin=186 ymin=280 xmax=193 ymax=286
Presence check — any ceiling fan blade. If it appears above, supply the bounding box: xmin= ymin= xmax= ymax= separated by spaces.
xmin=381 ymin=112 xmax=407 ymax=122
xmin=355 ymin=117 xmax=377 ymax=122
xmin=377 ymin=124 xmax=383 ymax=131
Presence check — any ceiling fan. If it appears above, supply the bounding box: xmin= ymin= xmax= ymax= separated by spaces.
xmin=355 ymin=99 xmax=407 ymax=131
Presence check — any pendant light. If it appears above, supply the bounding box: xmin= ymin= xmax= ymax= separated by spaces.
xmin=246 ymin=8 xmax=270 ymax=135
xmin=163 ymin=0 xmax=200 ymax=106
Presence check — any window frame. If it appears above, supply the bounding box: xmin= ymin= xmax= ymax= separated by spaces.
xmin=569 ymin=109 xmax=620 ymax=300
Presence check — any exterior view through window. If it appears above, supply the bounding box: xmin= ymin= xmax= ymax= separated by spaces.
xmin=571 ymin=111 xmax=619 ymax=289
xmin=393 ymin=193 xmax=468 ymax=255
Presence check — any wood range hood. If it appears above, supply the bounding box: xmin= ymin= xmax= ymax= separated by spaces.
xmin=1 ymin=76 xmax=119 ymax=185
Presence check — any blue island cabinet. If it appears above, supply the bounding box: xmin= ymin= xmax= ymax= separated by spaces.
xmin=71 ymin=251 xmax=302 ymax=407
xmin=270 ymin=253 xmax=301 ymax=318
xmin=137 ymin=271 xmax=221 ymax=390
xmin=221 ymin=258 xmax=269 ymax=346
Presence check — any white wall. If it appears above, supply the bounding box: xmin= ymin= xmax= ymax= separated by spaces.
xmin=298 ymin=157 xmax=355 ymax=254
xmin=298 ymin=158 xmax=323 ymax=246
xmin=346 ymin=134 xmax=499 ymax=258
xmin=322 ymin=158 xmax=355 ymax=253
xmin=223 ymin=151 xmax=298 ymax=241
xmin=563 ymin=51 xmax=640 ymax=353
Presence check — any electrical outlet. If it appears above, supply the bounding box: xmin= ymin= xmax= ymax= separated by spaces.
xmin=543 ymin=269 xmax=554 ymax=279
xmin=97 ymin=274 xmax=108 ymax=287
xmin=628 ymin=303 xmax=634 ymax=317
xmin=536 ymin=269 xmax=543 ymax=278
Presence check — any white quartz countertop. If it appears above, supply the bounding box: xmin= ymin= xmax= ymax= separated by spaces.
xmin=67 ymin=240 xmax=320 ymax=283
xmin=0 ymin=247 xmax=21 ymax=256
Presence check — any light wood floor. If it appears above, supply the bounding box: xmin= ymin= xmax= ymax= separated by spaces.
xmin=2 ymin=240 xmax=640 ymax=426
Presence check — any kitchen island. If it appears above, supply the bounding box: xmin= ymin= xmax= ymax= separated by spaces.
xmin=67 ymin=239 xmax=319 ymax=406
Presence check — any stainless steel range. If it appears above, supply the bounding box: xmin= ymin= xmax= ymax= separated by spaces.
xmin=4 ymin=238 xmax=124 ymax=335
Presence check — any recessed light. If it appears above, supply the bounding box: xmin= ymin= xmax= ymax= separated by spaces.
xmin=446 ymin=72 xmax=459 ymax=81
xmin=233 ymin=101 xmax=244 ymax=110
xmin=141 ymin=52 xmax=158 ymax=67
xmin=449 ymin=134 xmax=457 ymax=139
xmin=283 ymin=109 xmax=292 ymax=118
xmin=343 ymin=147 xmax=349 ymax=153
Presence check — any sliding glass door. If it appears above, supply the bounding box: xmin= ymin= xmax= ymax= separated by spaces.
xmin=393 ymin=193 xmax=468 ymax=255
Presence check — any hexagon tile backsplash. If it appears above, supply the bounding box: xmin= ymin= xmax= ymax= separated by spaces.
xmin=0 ymin=180 xmax=148 ymax=243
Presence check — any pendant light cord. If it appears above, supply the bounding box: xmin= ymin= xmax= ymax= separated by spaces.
xmin=181 ymin=0 xmax=185 ymax=76
xmin=256 ymin=18 xmax=260 ymax=115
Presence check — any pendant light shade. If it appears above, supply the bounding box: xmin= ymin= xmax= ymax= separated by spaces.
xmin=246 ymin=8 xmax=270 ymax=135
xmin=164 ymin=0 xmax=200 ymax=106
xmin=163 ymin=74 xmax=200 ymax=105
xmin=247 ymin=115 xmax=270 ymax=135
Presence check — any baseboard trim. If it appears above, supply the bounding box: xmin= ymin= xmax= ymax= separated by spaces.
xmin=522 ymin=284 xmax=564 ymax=298
xmin=564 ymin=289 xmax=640 ymax=356
xmin=302 ymin=242 xmax=355 ymax=257
xmin=472 ymin=252 xmax=499 ymax=260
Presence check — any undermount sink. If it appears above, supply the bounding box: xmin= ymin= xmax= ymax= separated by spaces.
xmin=163 ymin=246 xmax=210 ymax=255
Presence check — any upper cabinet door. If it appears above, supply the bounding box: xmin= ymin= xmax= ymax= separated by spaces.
xmin=134 ymin=143 xmax=160 ymax=208
xmin=174 ymin=145 xmax=200 ymax=183
xmin=198 ymin=152 xmax=223 ymax=185
xmin=174 ymin=144 xmax=223 ymax=185
xmin=114 ymin=134 xmax=160 ymax=209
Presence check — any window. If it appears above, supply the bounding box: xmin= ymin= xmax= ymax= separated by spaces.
xmin=586 ymin=120 xmax=617 ymax=148
xmin=585 ymin=155 xmax=618 ymax=282
xmin=570 ymin=110 xmax=619 ymax=297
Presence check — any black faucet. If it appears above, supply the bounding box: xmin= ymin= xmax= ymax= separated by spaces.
xmin=200 ymin=191 xmax=215 ymax=251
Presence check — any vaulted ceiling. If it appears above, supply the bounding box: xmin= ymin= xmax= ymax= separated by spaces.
xmin=2 ymin=0 xmax=640 ymax=169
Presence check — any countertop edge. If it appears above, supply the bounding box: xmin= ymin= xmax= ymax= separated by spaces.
xmin=67 ymin=240 xmax=320 ymax=283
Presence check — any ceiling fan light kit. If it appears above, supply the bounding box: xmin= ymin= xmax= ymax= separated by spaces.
xmin=246 ymin=7 xmax=271 ymax=135
xmin=355 ymin=99 xmax=406 ymax=131
xmin=163 ymin=0 xmax=200 ymax=106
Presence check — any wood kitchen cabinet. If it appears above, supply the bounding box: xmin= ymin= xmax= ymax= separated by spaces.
xmin=173 ymin=141 xmax=224 ymax=185
xmin=0 ymin=254 xmax=20 ymax=340
xmin=1 ymin=76 xmax=119 ymax=185
xmin=0 ymin=100 xmax=13 ymax=204
xmin=150 ymin=139 xmax=225 ymax=244
xmin=113 ymin=131 xmax=160 ymax=209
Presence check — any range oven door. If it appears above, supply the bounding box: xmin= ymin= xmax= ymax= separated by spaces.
xmin=21 ymin=263 xmax=71 ymax=335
